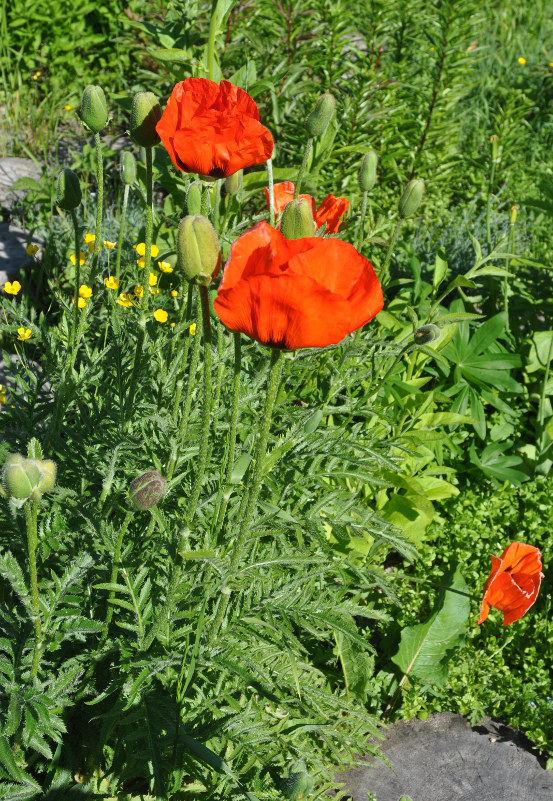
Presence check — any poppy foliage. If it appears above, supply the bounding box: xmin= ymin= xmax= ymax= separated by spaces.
xmin=156 ymin=78 xmax=273 ymax=178
xmin=477 ymin=542 xmax=544 ymax=625
xmin=213 ymin=221 xmax=383 ymax=350
xmin=265 ymin=181 xmax=349 ymax=234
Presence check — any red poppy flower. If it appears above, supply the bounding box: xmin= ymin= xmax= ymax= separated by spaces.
xmin=213 ymin=221 xmax=383 ymax=349
xmin=264 ymin=182 xmax=349 ymax=234
xmin=477 ymin=542 xmax=543 ymax=626
xmin=156 ymin=78 xmax=273 ymax=178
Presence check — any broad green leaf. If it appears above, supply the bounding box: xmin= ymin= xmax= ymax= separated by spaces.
xmin=463 ymin=312 xmax=507 ymax=359
xmin=391 ymin=566 xmax=470 ymax=686
xmin=433 ymin=251 xmax=448 ymax=289
xmin=415 ymin=476 xmax=459 ymax=500
xmin=415 ymin=412 xmax=476 ymax=428
xmin=526 ymin=331 xmax=553 ymax=374
xmin=334 ymin=621 xmax=374 ymax=702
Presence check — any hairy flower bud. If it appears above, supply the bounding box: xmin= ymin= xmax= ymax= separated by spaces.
xmin=120 ymin=151 xmax=136 ymax=185
xmin=305 ymin=93 xmax=336 ymax=138
xmin=413 ymin=323 xmax=441 ymax=345
xmin=224 ymin=169 xmax=243 ymax=196
xmin=282 ymin=761 xmax=314 ymax=800
xmin=129 ymin=470 xmax=167 ymax=510
xmin=79 ymin=85 xmax=108 ymax=133
xmin=130 ymin=91 xmax=162 ymax=148
xmin=176 ymin=215 xmax=221 ymax=285
xmin=358 ymin=150 xmax=378 ymax=192
xmin=280 ymin=199 xmax=316 ymax=239
xmin=399 ymin=179 xmax=425 ymax=219
xmin=2 ymin=454 xmax=42 ymax=502
xmin=186 ymin=182 xmax=203 ymax=216
xmin=56 ymin=169 xmax=82 ymax=211
xmin=37 ymin=460 xmax=57 ymax=493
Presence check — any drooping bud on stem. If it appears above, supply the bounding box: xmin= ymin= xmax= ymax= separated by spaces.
xmin=398 ymin=178 xmax=425 ymax=219
xmin=129 ymin=470 xmax=167 ymax=510
xmin=130 ymin=92 xmax=162 ymax=148
xmin=358 ymin=150 xmax=378 ymax=192
xmin=305 ymin=93 xmax=336 ymax=138
xmin=224 ymin=169 xmax=243 ymax=196
xmin=280 ymin=199 xmax=315 ymax=239
xmin=413 ymin=323 xmax=441 ymax=346
xmin=186 ymin=182 xmax=203 ymax=216
xmin=176 ymin=215 xmax=221 ymax=285
xmin=120 ymin=151 xmax=136 ymax=185
xmin=79 ymin=85 xmax=108 ymax=133
xmin=56 ymin=169 xmax=82 ymax=211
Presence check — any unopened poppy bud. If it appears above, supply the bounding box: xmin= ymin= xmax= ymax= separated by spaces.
xmin=224 ymin=169 xmax=243 ymax=195
xmin=79 ymin=85 xmax=108 ymax=133
xmin=121 ymin=151 xmax=136 ymax=185
xmin=186 ymin=182 xmax=202 ymax=216
xmin=56 ymin=169 xmax=82 ymax=211
xmin=2 ymin=454 xmax=42 ymax=501
xmin=398 ymin=178 xmax=425 ymax=219
xmin=280 ymin=199 xmax=315 ymax=239
xmin=176 ymin=215 xmax=221 ymax=285
xmin=413 ymin=323 xmax=441 ymax=345
xmin=37 ymin=460 xmax=57 ymax=493
xmin=283 ymin=761 xmax=314 ymax=800
xmin=358 ymin=151 xmax=378 ymax=192
xmin=305 ymin=93 xmax=336 ymax=138
xmin=510 ymin=204 xmax=518 ymax=224
xmin=129 ymin=470 xmax=167 ymax=510
xmin=130 ymin=91 xmax=162 ymax=148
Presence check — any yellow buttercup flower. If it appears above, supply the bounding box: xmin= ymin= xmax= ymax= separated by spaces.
xmin=117 ymin=293 xmax=134 ymax=307
xmin=153 ymin=308 xmax=168 ymax=323
xmin=137 ymin=256 xmax=145 ymax=268
xmin=4 ymin=281 xmax=22 ymax=295
xmin=518 ymin=57 xmax=526 ymax=65
xmin=104 ymin=276 xmax=119 ymax=290
xmin=78 ymin=284 xmax=93 ymax=299
xmin=189 ymin=323 xmax=197 ymax=336
xmin=84 ymin=233 xmax=95 ymax=244
xmin=135 ymin=242 xmax=159 ymax=258
xmin=32 ymin=71 xmax=41 ymax=80
xmin=149 ymin=272 xmax=158 ymax=287
xmin=72 ymin=297 xmax=87 ymax=309
xmin=149 ymin=287 xmax=161 ymax=295
xmin=171 ymin=290 xmax=178 ymax=298
xmin=103 ymin=240 xmax=116 ymax=249
xmin=17 ymin=327 xmax=32 ymax=341
xmin=0 ymin=384 xmax=6 ymax=404
xmin=70 ymin=251 xmax=86 ymax=266
xmin=170 ymin=322 xmax=176 ymax=328
xmin=26 ymin=243 xmax=39 ymax=256
xmin=64 ymin=104 xmax=73 ymax=111
xmin=158 ymin=260 xmax=173 ymax=273
xmin=134 ymin=285 xmax=144 ymax=298
xmin=549 ymin=62 xmax=553 ymax=68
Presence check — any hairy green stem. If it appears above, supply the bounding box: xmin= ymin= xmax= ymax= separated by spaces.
xmin=68 ymin=209 xmax=81 ymax=370
xmin=380 ymin=219 xmax=403 ymax=287
xmin=92 ymin=132 xmax=104 ymax=274
xmin=104 ymin=510 xmax=134 ymax=632
xmin=124 ymin=318 xmax=147 ymax=424
xmin=115 ymin=183 xmax=130 ymax=280
xmin=25 ymin=500 xmax=42 ymax=680
xmin=266 ymin=157 xmax=274 ymax=224
xmin=206 ymin=0 xmax=218 ymax=80
xmin=294 ymin=138 xmax=313 ymax=198
xmin=141 ymin=147 xmax=154 ymax=309
xmin=503 ymin=206 xmax=517 ymax=332
xmin=209 ymin=349 xmax=283 ymax=643
xmin=357 ymin=190 xmax=368 ymax=251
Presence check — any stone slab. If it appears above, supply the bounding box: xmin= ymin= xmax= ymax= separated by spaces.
xmin=0 ymin=156 xmax=42 ymax=209
xmin=0 ymin=222 xmax=43 ymax=284
xmin=339 ymin=712 xmax=553 ymax=801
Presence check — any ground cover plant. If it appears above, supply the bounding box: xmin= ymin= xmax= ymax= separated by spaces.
xmin=1 ymin=0 xmax=553 ymax=798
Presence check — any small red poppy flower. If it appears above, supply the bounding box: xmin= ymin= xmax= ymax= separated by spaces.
xmin=477 ymin=542 xmax=544 ymax=626
xmin=156 ymin=78 xmax=274 ymax=178
xmin=264 ymin=182 xmax=349 ymax=234
xmin=213 ymin=221 xmax=383 ymax=349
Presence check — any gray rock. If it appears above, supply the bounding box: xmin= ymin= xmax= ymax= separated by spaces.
xmin=0 ymin=156 xmax=42 ymax=209
xmin=339 ymin=712 xmax=553 ymax=801
xmin=0 ymin=222 xmax=43 ymax=284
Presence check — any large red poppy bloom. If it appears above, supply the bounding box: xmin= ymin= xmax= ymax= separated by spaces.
xmin=156 ymin=78 xmax=273 ymax=178
xmin=477 ymin=542 xmax=543 ymax=626
xmin=264 ymin=181 xmax=349 ymax=234
xmin=213 ymin=221 xmax=383 ymax=349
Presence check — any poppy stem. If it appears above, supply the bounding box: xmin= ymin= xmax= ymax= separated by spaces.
xmin=92 ymin=132 xmax=104 ymax=277
xmin=380 ymin=219 xmax=403 ymax=287
xmin=266 ymin=157 xmax=275 ymax=224
xmin=24 ymin=500 xmax=42 ymax=682
xmin=180 ymin=285 xmax=213 ymax=537
xmin=209 ymin=348 xmax=283 ymax=644
xmin=295 ymin=137 xmax=313 ymax=198
xmin=103 ymin=509 xmax=134 ymax=635
xmin=68 ymin=209 xmax=81 ymax=370
xmin=141 ymin=146 xmax=154 ymax=309
xmin=124 ymin=316 xmax=147 ymax=425
xmin=115 ymin=183 xmax=130 ymax=280
xmin=392 ymin=569 xmax=477 ymax=600
xmin=357 ymin=190 xmax=368 ymax=250
xmin=503 ymin=204 xmax=517 ymax=333
xmin=206 ymin=0 xmax=218 ymax=81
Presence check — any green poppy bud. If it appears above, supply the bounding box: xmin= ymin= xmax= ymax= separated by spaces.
xmin=413 ymin=323 xmax=441 ymax=345
xmin=130 ymin=91 xmax=162 ymax=148
xmin=129 ymin=470 xmax=167 ymax=510
xmin=120 ymin=151 xmax=136 ymax=185
xmin=186 ymin=182 xmax=203 ymax=216
xmin=176 ymin=215 xmax=221 ymax=285
xmin=305 ymin=93 xmax=336 ymax=138
xmin=282 ymin=761 xmax=314 ymax=800
xmin=280 ymin=199 xmax=315 ymax=239
xmin=358 ymin=150 xmax=378 ymax=192
xmin=56 ymin=169 xmax=82 ymax=211
xmin=79 ymin=85 xmax=108 ymax=133
xmin=2 ymin=454 xmax=42 ymax=501
xmin=224 ymin=169 xmax=243 ymax=195
xmin=398 ymin=178 xmax=425 ymax=219
xmin=37 ymin=460 xmax=57 ymax=493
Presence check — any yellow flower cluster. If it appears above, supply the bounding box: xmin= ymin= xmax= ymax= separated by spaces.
xmin=0 ymin=384 xmax=6 ymax=404
xmin=70 ymin=252 xmax=86 ymax=266
xmin=158 ymin=260 xmax=173 ymax=273
xmin=104 ymin=276 xmax=119 ymax=290
xmin=117 ymin=293 xmax=135 ymax=307
xmin=4 ymin=281 xmax=21 ymax=295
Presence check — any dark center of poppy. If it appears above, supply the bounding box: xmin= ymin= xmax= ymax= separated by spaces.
xmin=208 ymin=167 xmax=226 ymax=178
